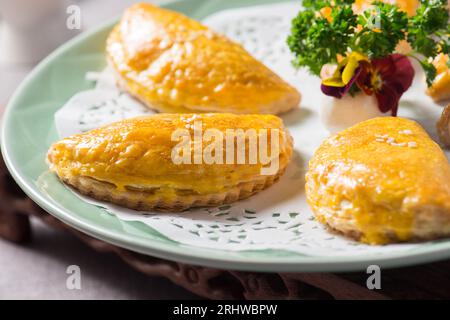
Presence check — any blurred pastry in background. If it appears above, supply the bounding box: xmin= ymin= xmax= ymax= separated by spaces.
xmin=437 ymin=104 xmax=450 ymax=148
xmin=427 ymin=54 xmax=450 ymax=103
xmin=106 ymin=3 xmax=300 ymax=114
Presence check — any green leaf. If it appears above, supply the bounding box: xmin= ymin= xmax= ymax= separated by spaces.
xmin=287 ymin=0 xmax=449 ymax=91
xmin=287 ymin=5 xmax=357 ymax=75
xmin=407 ymin=0 xmax=449 ymax=57
xmin=352 ymin=2 xmax=408 ymax=58
xmin=420 ymin=59 xmax=437 ymax=87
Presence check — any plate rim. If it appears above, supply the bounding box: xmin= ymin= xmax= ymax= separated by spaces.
xmin=3 ymin=0 xmax=450 ymax=273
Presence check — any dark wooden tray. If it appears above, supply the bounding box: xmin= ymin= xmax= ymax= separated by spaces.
xmin=1 ymin=155 xmax=449 ymax=299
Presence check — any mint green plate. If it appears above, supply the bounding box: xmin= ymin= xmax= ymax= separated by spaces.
xmin=3 ymin=0 xmax=450 ymax=272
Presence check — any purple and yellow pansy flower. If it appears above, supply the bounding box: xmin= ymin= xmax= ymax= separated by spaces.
xmin=321 ymin=52 xmax=414 ymax=116
xmin=321 ymin=52 xmax=368 ymax=99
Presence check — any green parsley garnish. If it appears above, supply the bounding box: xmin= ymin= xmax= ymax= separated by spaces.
xmin=287 ymin=0 xmax=450 ymax=86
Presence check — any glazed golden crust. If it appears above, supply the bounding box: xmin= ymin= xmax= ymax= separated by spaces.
xmin=437 ymin=104 xmax=450 ymax=148
xmin=47 ymin=113 xmax=293 ymax=211
xmin=106 ymin=3 xmax=300 ymax=114
xmin=427 ymin=54 xmax=450 ymax=103
xmin=306 ymin=117 xmax=450 ymax=244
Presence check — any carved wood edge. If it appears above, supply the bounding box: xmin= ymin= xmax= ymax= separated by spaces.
xmin=11 ymin=204 xmax=389 ymax=299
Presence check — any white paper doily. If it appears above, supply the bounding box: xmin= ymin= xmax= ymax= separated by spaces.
xmin=51 ymin=1 xmax=450 ymax=256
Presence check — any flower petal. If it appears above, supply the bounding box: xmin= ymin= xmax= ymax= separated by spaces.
xmin=388 ymin=54 xmax=415 ymax=93
xmin=321 ymin=67 xmax=362 ymax=98
xmin=321 ymin=52 xmax=369 ymax=88
xmin=373 ymin=54 xmax=414 ymax=94
xmin=322 ymin=77 xmax=346 ymax=87
xmin=375 ymin=85 xmax=401 ymax=115
xmin=364 ymin=54 xmax=414 ymax=114
xmin=342 ymin=56 xmax=361 ymax=84
xmin=355 ymin=60 xmax=375 ymax=95
xmin=321 ymin=84 xmax=345 ymax=98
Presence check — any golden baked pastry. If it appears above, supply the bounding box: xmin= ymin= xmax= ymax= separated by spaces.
xmin=47 ymin=113 xmax=293 ymax=212
xmin=106 ymin=3 xmax=300 ymax=114
xmin=437 ymin=104 xmax=450 ymax=148
xmin=306 ymin=117 xmax=450 ymax=244
xmin=427 ymin=54 xmax=450 ymax=103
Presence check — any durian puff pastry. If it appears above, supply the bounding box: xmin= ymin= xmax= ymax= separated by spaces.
xmin=106 ymin=3 xmax=300 ymax=114
xmin=47 ymin=114 xmax=293 ymax=212
xmin=306 ymin=117 xmax=450 ymax=245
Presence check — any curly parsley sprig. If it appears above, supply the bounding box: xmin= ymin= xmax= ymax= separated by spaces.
xmin=407 ymin=0 xmax=450 ymax=85
xmin=288 ymin=5 xmax=356 ymax=74
xmin=354 ymin=2 xmax=408 ymax=58
xmin=287 ymin=0 xmax=450 ymax=86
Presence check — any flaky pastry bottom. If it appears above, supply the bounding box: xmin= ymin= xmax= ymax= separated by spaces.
xmin=60 ymin=169 xmax=286 ymax=212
